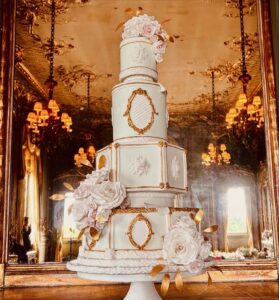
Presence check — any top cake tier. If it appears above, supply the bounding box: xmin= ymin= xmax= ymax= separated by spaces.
xmin=119 ymin=37 xmax=158 ymax=82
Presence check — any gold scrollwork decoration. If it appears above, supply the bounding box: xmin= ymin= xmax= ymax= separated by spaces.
xmin=123 ymin=88 xmax=158 ymax=135
xmin=126 ymin=213 xmax=154 ymax=250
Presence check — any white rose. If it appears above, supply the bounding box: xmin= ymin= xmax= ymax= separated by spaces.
xmin=92 ymin=181 xmax=126 ymax=210
xmin=73 ymin=169 xmax=109 ymax=200
xmin=74 ymin=180 xmax=92 ymax=199
xmin=187 ymin=259 xmax=204 ymax=274
xmin=199 ymin=241 xmax=212 ymax=260
xmin=163 ymin=227 xmax=199 ymax=265
xmin=138 ymin=21 xmax=157 ymax=38
xmin=175 ymin=214 xmax=197 ymax=236
xmin=122 ymin=27 xmax=139 ymax=39
xmin=72 ymin=200 xmax=89 ymax=222
xmin=85 ymin=168 xmax=109 ymax=185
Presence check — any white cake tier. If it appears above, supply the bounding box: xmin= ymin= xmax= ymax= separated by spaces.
xmin=119 ymin=37 xmax=157 ymax=82
xmin=96 ymin=140 xmax=187 ymax=205
xmin=67 ymin=208 xmax=216 ymax=278
xmin=112 ymin=82 xmax=167 ymax=141
xmin=82 ymin=208 xmax=198 ymax=253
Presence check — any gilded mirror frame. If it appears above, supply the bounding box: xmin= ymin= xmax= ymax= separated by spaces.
xmin=0 ymin=0 xmax=278 ymax=287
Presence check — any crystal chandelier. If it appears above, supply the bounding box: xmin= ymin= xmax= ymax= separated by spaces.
xmin=26 ymin=0 xmax=72 ymax=145
xmin=202 ymin=72 xmax=231 ymax=167
xmin=225 ymin=0 xmax=264 ymax=131
xmin=73 ymin=75 xmax=96 ymax=168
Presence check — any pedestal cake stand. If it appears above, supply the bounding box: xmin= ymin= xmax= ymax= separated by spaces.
xmin=67 ymin=260 xmax=208 ymax=300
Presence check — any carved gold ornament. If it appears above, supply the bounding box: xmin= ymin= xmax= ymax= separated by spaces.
xmin=98 ymin=155 xmax=106 ymax=169
xmin=127 ymin=213 xmax=154 ymax=250
xmin=123 ymin=88 xmax=158 ymax=134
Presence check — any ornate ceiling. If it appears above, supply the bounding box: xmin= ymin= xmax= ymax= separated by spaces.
xmin=15 ymin=0 xmax=260 ymax=128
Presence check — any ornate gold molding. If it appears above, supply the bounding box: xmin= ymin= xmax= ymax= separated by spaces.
xmin=126 ymin=214 xmax=154 ymax=250
xmin=123 ymin=88 xmax=158 ymax=135
xmin=111 ymin=207 xmax=198 ymax=215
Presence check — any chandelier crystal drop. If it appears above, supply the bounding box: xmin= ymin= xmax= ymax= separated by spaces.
xmin=225 ymin=0 xmax=264 ymax=131
xmin=26 ymin=0 xmax=72 ymax=145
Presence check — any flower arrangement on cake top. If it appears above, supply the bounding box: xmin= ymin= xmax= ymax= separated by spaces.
xmin=122 ymin=14 xmax=171 ymax=63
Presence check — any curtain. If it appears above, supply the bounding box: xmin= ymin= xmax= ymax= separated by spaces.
xmin=22 ymin=135 xmax=42 ymax=252
xmin=244 ymin=187 xmax=254 ymax=249
xmin=215 ymin=182 xmax=229 ymax=251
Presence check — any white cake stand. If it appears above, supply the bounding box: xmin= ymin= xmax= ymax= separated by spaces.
xmin=68 ymin=260 xmax=208 ymax=300
xmin=78 ymin=272 xmax=163 ymax=300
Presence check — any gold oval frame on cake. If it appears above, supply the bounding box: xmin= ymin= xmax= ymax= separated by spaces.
xmin=126 ymin=213 xmax=154 ymax=250
xmin=123 ymin=88 xmax=158 ymax=135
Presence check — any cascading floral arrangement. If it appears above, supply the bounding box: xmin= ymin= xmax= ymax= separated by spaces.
xmin=121 ymin=14 xmax=173 ymax=63
xmin=67 ymin=169 xmax=129 ymax=249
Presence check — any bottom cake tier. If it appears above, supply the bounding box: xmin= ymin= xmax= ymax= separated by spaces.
xmin=67 ymin=207 xmax=215 ymax=276
xmin=81 ymin=207 xmax=199 ymax=252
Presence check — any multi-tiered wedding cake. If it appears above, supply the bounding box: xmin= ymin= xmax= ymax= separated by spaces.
xmin=67 ymin=14 xmax=213 ymax=295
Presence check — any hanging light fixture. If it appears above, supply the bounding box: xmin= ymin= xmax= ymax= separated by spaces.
xmin=73 ymin=145 xmax=96 ymax=168
xmin=26 ymin=0 xmax=72 ymax=145
xmin=225 ymin=0 xmax=264 ymax=131
xmin=73 ymin=74 xmax=96 ymax=168
xmin=202 ymin=72 xmax=231 ymax=167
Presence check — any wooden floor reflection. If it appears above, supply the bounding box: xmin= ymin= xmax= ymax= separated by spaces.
xmin=0 ymin=282 xmax=279 ymax=299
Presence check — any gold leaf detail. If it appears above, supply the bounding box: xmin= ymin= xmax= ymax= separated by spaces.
xmin=49 ymin=194 xmax=65 ymax=201
xmin=63 ymin=182 xmax=74 ymax=191
xmin=161 ymin=19 xmax=171 ymax=25
xmin=77 ymin=227 xmax=88 ymax=241
xmin=115 ymin=21 xmax=125 ymax=32
xmin=89 ymin=240 xmax=96 ymax=251
xmin=204 ymin=225 xmax=218 ymax=233
xmin=136 ymin=6 xmax=143 ymax=15
xmin=161 ymin=273 xmax=170 ymax=296
xmin=168 ymin=35 xmax=174 ymax=43
xmin=123 ymin=88 xmax=158 ymax=135
xmin=211 ymin=265 xmax=223 ymax=274
xmin=207 ymin=271 xmax=213 ymax=285
xmin=175 ymin=270 xmax=183 ymax=292
xmin=127 ymin=213 xmax=154 ymax=250
xmin=194 ymin=209 xmax=204 ymax=224
xmin=90 ymin=227 xmax=100 ymax=241
xmin=125 ymin=8 xmax=133 ymax=15
xmin=150 ymin=264 xmax=166 ymax=277
xmin=98 ymin=155 xmax=107 ymax=169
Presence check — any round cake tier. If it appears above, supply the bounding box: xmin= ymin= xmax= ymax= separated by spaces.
xmin=119 ymin=37 xmax=157 ymax=82
xmin=112 ymin=82 xmax=167 ymax=141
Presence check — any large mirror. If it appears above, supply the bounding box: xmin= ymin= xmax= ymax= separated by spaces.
xmin=8 ymin=0 xmax=275 ymax=266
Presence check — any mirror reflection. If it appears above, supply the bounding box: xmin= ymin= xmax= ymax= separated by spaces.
xmin=9 ymin=0 xmax=274 ymax=264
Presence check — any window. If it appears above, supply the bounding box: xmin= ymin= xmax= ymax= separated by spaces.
xmin=226 ymin=187 xmax=248 ymax=234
